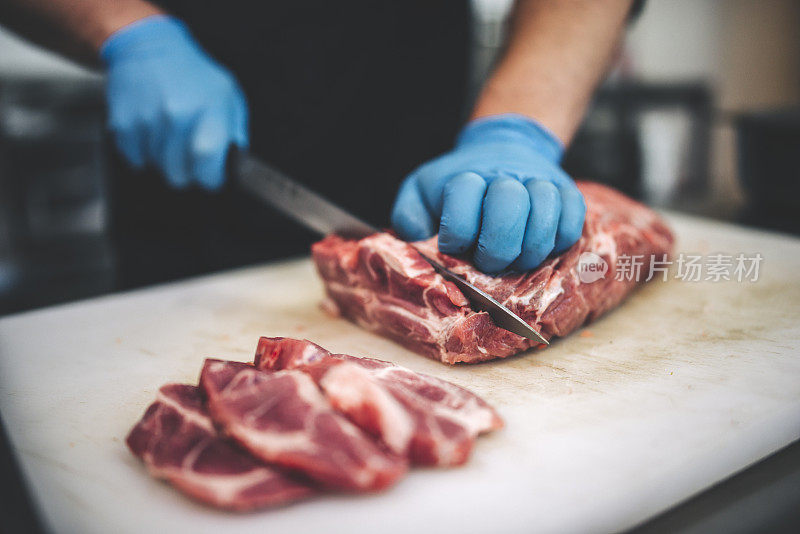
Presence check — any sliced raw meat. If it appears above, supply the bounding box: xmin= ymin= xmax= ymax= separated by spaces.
xmin=312 ymin=181 xmax=675 ymax=364
xmin=199 ymin=359 xmax=407 ymax=492
xmin=255 ymin=337 xmax=504 ymax=466
xmin=126 ymin=384 xmax=313 ymax=511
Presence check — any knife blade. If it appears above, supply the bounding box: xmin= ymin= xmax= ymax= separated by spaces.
xmin=232 ymin=151 xmax=548 ymax=346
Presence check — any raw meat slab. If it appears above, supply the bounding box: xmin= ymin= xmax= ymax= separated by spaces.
xmin=312 ymin=181 xmax=674 ymax=364
xmin=255 ymin=337 xmax=503 ymax=465
xmin=126 ymin=384 xmax=312 ymax=510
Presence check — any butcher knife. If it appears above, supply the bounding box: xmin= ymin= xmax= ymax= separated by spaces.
xmin=232 ymin=151 xmax=549 ymax=345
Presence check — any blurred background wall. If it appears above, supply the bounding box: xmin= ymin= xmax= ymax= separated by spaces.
xmin=0 ymin=0 xmax=798 ymax=315
xmin=0 ymin=25 xmax=107 ymax=315
xmin=625 ymin=0 xmax=800 ymax=221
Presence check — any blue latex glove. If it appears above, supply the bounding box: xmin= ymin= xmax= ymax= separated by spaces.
xmin=391 ymin=114 xmax=586 ymax=273
xmin=100 ymin=15 xmax=248 ymax=190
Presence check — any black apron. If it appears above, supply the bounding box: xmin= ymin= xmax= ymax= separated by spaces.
xmin=108 ymin=1 xmax=471 ymax=289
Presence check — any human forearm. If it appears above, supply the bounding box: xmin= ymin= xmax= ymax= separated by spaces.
xmin=471 ymin=0 xmax=634 ymax=145
xmin=0 ymin=0 xmax=162 ymax=64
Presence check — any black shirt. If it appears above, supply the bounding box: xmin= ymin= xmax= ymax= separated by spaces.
xmin=108 ymin=1 xmax=471 ymax=288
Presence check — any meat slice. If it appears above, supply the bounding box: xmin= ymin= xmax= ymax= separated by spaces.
xmin=312 ymin=181 xmax=675 ymax=364
xmin=126 ymin=384 xmax=313 ymax=511
xmin=199 ymin=359 xmax=407 ymax=492
xmin=255 ymin=337 xmax=504 ymax=466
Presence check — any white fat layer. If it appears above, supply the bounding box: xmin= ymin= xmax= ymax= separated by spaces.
xmin=140 ymin=403 xmax=291 ymax=505
xmin=224 ymin=368 xmax=396 ymax=488
xmin=174 ymin=467 xmax=278 ymax=503
xmin=286 ymin=370 xmax=328 ymax=405
xmin=148 ymin=455 xmax=280 ymax=504
xmin=537 ymin=274 xmax=566 ymax=310
xmin=323 ymin=184 xmax=674 ymax=362
xmin=231 ymin=422 xmax=318 ymax=456
xmin=364 ymin=234 xmax=433 ymax=280
xmin=325 ymin=281 xmax=464 ymax=352
xmin=156 ymin=390 xmax=216 ymax=434
xmin=377 ymin=367 xmax=499 ymax=438
xmin=591 ymin=230 xmax=617 ymax=261
xmin=321 ymin=363 xmax=414 ymax=454
xmin=301 ymin=344 xmax=322 ymax=363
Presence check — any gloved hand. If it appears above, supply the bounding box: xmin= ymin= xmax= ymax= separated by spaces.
xmin=391 ymin=114 xmax=586 ymax=273
xmin=100 ymin=15 xmax=248 ymax=190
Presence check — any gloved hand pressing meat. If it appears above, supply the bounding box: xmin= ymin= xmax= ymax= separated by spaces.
xmin=391 ymin=114 xmax=586 ymax=273
xmin=101 ymin=15 xmax=248 ymax=190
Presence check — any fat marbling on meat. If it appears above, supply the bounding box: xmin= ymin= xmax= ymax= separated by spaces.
xmin=311 ymin=181 xmax=674 ymax=364
xmin=126 ymin=384 xmax=313 ymax=510
xmin=200 ymin=359 xmax=407 ymax=492
xmin=254 ymin=337 xmax=504 ymax=466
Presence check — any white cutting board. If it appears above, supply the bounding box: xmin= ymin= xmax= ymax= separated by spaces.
xmin=1 ymin=213 xmax=799 ymax=534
